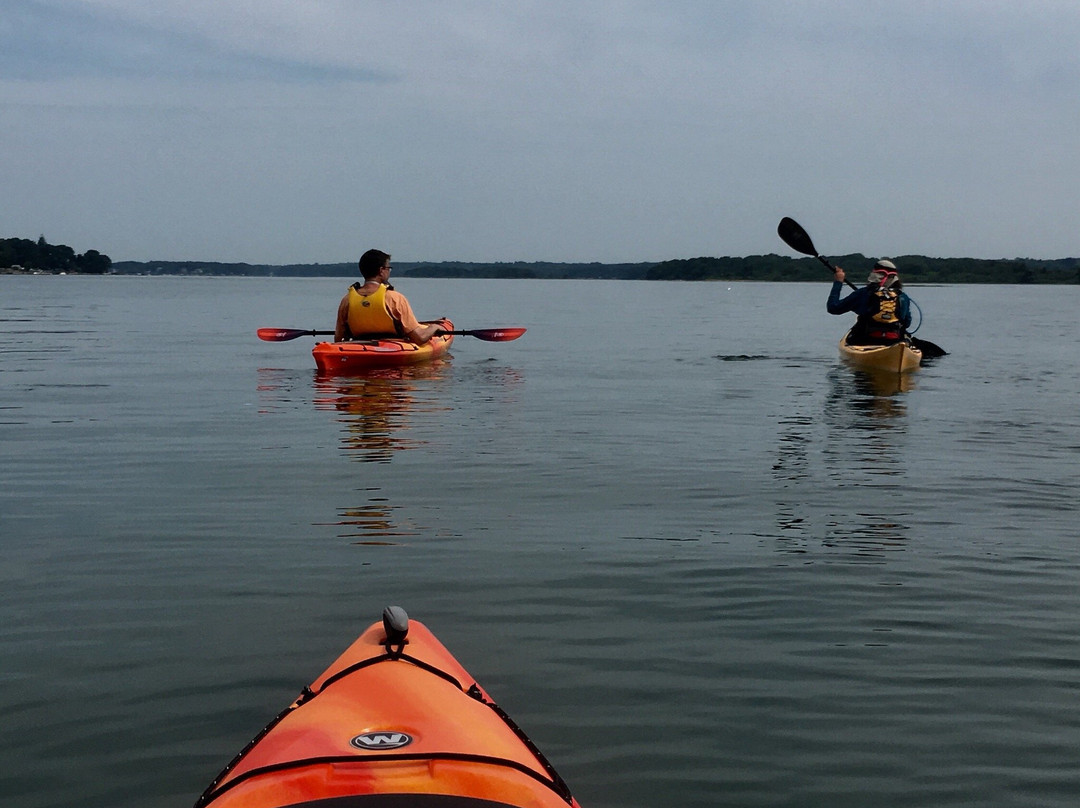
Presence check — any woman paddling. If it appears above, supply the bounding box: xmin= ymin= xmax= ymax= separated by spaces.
xmin=827 ymin=259 xmax=913 ymax=346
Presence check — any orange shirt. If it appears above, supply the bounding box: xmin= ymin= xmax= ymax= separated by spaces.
xmin=383 ymin=288 xmax=423 ymax=335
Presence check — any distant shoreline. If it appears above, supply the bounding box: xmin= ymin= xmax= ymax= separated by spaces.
xmin=9 ymin=234 xmax=1073 ymax=282
xmin=4 ymin=254 xmax=1079 ymax=284
xmin=1 ymin=267 xmax=73 ymax=275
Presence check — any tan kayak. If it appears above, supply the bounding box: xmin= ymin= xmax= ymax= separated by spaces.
xmin=838 ymin=331 xmax=923 ymax=373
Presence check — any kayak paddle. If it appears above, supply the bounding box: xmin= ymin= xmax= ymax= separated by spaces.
xmin=257 ymin=328 xmax=334 ymax=341
xmin=257 ymin=327 xmax=526 ymax=343
xmin=435 ymin=328 xmax=526 ymax=341
xmin=777 ymin=217 xmax=947 ymax=358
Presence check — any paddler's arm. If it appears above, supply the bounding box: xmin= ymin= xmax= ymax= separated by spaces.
xmin=386 ymin=290 xmax=441 ymax=344
xmin=406 ymin=322 xmax=442 ymax=345
xmin=826 ymin=267 xmax=854 ymax=314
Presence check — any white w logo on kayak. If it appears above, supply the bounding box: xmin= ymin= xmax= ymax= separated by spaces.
xmin=350 ymin=731 xmax=414 ymax=750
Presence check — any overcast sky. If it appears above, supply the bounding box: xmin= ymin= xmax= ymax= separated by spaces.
xmin=2 ymin=1 xmax=1078 ymax=263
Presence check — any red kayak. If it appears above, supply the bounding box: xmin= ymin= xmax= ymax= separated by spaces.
xmin=194 ymin=607 xmax=582 ymax=808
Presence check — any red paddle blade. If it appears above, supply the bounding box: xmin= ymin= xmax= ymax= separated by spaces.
xmin=258 ymin=328 xmax=307 ymax=341
xmin=257 ymin=328 xmax=333 ymax=341
xmin=467 ymin=327 xmax=526 ymax=342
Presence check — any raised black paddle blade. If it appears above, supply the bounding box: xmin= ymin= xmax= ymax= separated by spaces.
xmin=778 ymin=217 xmax=819 ymax=257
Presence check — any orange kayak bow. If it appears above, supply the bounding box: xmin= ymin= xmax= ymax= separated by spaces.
xmin=194 ymin=607 xmax=581 ymax=808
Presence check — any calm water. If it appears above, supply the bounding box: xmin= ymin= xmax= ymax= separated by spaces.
xmin=2 ymin=275 xmax=1079 ymax=808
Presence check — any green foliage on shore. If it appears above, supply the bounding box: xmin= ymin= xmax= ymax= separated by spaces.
xmin=1 ymin=236 xmax=111 ymax=274
xmin=647 ymin=254 xmax=1080 ymax=283
xmin=7 ymin=238 xmax=1080 ymax=283
xmin=107 ymin=260 xmax=656 ymax=279
xmin=108 ymin=255 xmax=1080 ymax=283
xmin=404 ymin=261 xmax=653 ymax=279
xmin=109 ymin=261 xmax=357 ymax=277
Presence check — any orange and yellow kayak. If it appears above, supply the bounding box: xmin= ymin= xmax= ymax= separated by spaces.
xmin=313 ymin=319 xmax=454 ymax=374
xmin=194 ymin=607 xmax=581 ymax=808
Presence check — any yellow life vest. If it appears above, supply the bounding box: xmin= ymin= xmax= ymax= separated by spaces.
xmin=346 ymin=283 xmax=402 ymax=337
xmin=872 ymin=288 xmax=900 ymax=325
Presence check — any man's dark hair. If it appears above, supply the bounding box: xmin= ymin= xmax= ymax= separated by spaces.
xmin=358 ymin=249 xmax=391 ymax=280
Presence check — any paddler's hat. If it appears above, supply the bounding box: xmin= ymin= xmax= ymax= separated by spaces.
xmin=868 ymin=259 xmax=897 ymax=284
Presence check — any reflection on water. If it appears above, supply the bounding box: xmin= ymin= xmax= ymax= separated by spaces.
xmin=257 ymin=363 xmax=456 ymax=541
xmin=305 ymin=359 xmax=524 ymax=545
xmin=832 ymin=363 xmax=917 ymax=413
xmin=769 ymin=365 xmax=915 ymax=560
xmin=822 ymin=510 xmax=912 ymax=554
xmin=822 ymin=366 xmax=912 ymax=556
xmin=309 ymin=363 xmax=452 ymax=543
xmin=772 ymin=413 xmax=814 ymax=484
xmin=311 ymin=492 xmax=428 ymax=544
xmin=255 ymin=367 xmax=309 ymax=414
xmin=825 ymin=365 xmax=913 ymax=427
xmin=312 ymin=361 xmax=452 ymax=463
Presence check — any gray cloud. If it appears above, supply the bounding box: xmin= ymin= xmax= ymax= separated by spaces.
xmin=2 ymin=1 xmax=385 ymax=82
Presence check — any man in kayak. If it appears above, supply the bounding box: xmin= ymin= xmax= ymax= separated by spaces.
xmin=827 ymin=259 xmax=913 ymax=345
xmin=334 ymin=249 xmax=444 ymax=344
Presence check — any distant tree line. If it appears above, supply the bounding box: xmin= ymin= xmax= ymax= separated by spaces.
xmin=647 ymin=254 xmax=1080 ymax=284
xmin=109 ymin=260 xmax=357 ymax=277
xmin=1 ymin=236 xmax=111 ymax=274
xmin=9 ymin=241 xmax=1080 ymax=283
xmin=107 ymin=260 xmax=656 ymax=279
xmin=404 ymin=261 xmax=654 ymax=279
